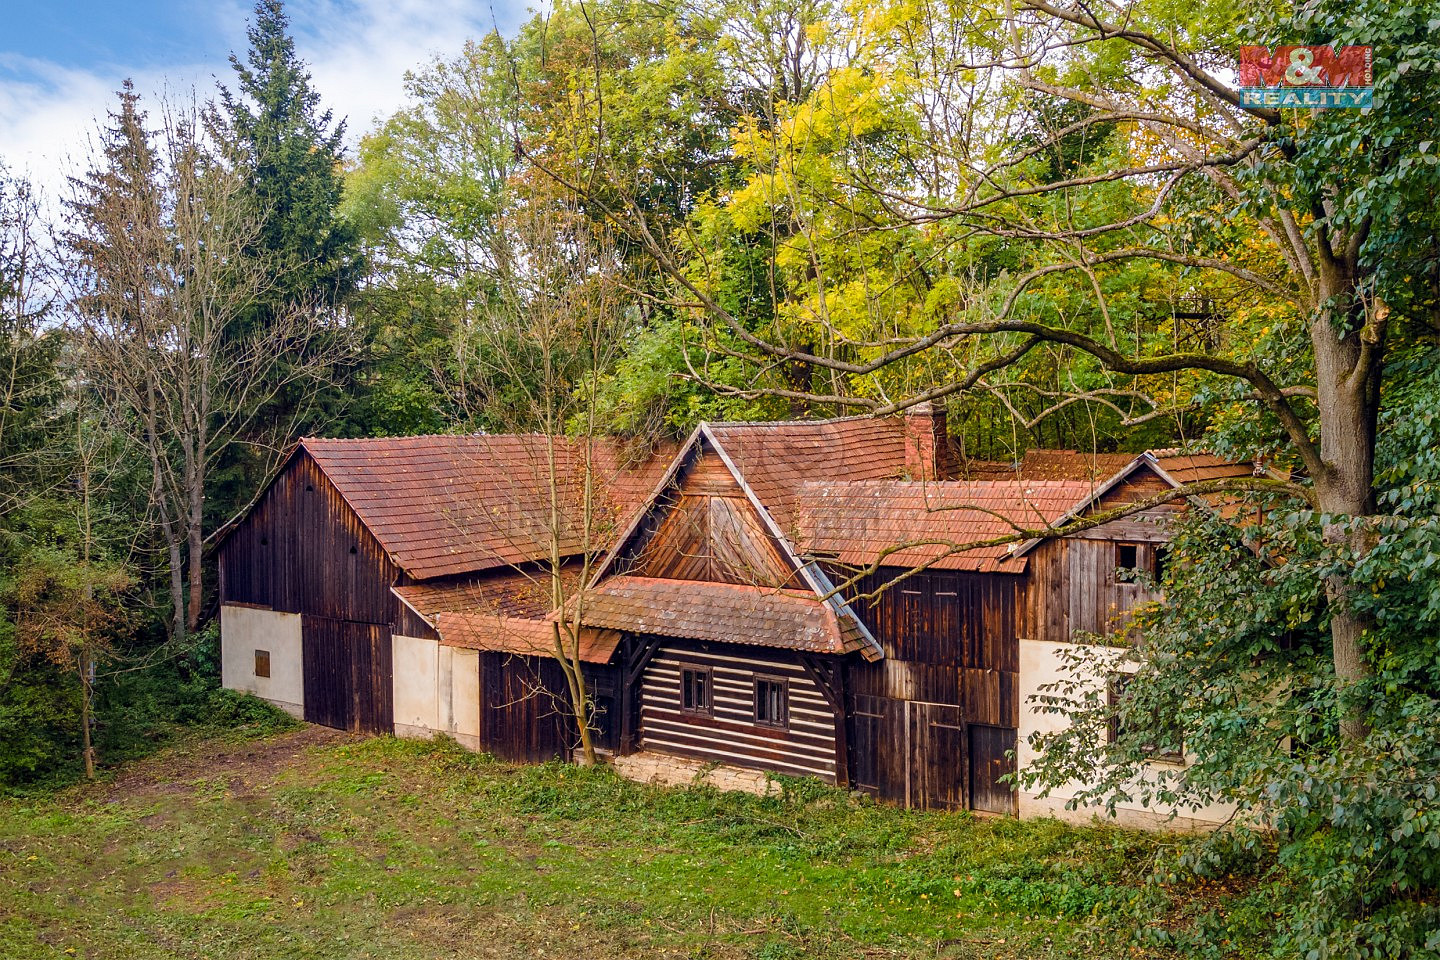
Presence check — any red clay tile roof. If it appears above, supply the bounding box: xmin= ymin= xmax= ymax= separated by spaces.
xmin=706 ymin=418 xmax=911 ymax=537
xmin=303 ymin=435 xmax=671 ymax=580
xmin=1001 ymin=448 xmax=1255 ymax=484
xmin=392 ymin=566 xmax=582 ymax=621
xmin=794 ymin=479 xmax=1095 ymax=573
xmin=1149 ymin=452 xmax=1258 ymax=484
xmin=1015 ymin=448 xmax=1133 ymax=481
xmin=576 ymin=575 xmax=864 ymax=655
xmin=432 ymin=612 xmax=622 ymax=663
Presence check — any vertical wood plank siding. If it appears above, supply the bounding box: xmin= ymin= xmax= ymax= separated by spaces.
xmin=218 ymin=452 xmax=402 ymax=626
xmin=300 ymin=616 xmax=393 ymax=734
xmin=1021 ymin=534 xmax=1166 ymax=644
xmin=477 ymin=652 xmax=572 ymax=762
xmin=640 ymin=642 xmax=838 ymax=780
xmin=219 ymin=452 xmax=417 ymax=736
xmin=473 ymin=653 xmax=622 ymax=763
xmin=842 ymin=568 xmax=1021 ymax=810
xmin=846 ymin=568 xmax=1021 ymax=728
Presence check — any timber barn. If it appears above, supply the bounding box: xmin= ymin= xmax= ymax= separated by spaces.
xmin=218 ymin=406 xmax=1255 ymax=828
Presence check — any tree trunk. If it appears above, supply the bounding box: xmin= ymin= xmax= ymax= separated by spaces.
xmin=80 ymin=649 xmax=95 ymax=780
xmin=1311 ymin=293 xmax=1382 ymax=744
xmin=166 ymin=534 xmax=186 ymax=644
xmin=186 ymin=480 xmax=204 ymax=633
xmin=574 ymin=674 xmax=596 ymax=767
xmin=554 ymin=621 xmax=597 ymax=766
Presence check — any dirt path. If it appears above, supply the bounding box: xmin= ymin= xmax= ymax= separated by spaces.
xmin=97 ymin=724 xmax=356 ymax=802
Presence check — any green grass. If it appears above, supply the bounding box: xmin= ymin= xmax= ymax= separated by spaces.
xmin=0 ymin=726 xmax=1193 ymax=959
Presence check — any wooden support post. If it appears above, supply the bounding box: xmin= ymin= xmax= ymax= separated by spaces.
xmin=619 ymin=634 xmax=664 ymax=755
xmin=798 ymin=653 xmax=850 ymax=789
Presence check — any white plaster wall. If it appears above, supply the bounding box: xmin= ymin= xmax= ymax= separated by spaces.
xmin=446 ymin=647 xmax=481 ymax=750
xmin=220 ymin=605 xmax=304 ymax=717
xmin=391 ymin=635 xmax=481 ymax=750
xmin=393 ymin=633 xmax=440 ymax=735
xmin=1017 ymin=637 xmax=1237 ymax=832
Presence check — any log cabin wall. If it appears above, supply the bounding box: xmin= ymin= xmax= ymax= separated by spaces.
xmin=638 ymin=640 xmax=838 ymax=781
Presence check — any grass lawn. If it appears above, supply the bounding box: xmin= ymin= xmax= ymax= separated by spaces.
xmin=0 ymin=725 xmax=1207 ymax=959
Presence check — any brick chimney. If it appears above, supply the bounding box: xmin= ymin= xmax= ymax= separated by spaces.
xmin=902 ymin=401 xmax=957 ymax=480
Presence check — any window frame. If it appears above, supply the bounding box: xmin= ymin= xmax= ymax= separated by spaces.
xmin=679 ymin=665 xmax=713 ymax=717
xmin=1153 ymin=544 xmax=1171 ymax=583
xmin=752 ymin=675 xmax=790 ymax=729
xmin=1115 ymin=542 xmax=1143 ymax=575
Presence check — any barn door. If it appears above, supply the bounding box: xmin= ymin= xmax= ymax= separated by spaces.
xmin=848 ymin=694 xmax=897 ymax=798
xmin=967 ymin=724 xmax=1017 ymax=814
xmin=906 ymin=701 xmax=968 ymax=811
xmin=302 ymin=616 xmax=393 ymax=734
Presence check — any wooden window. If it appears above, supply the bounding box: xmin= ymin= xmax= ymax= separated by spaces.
xmin=254 ymin=649 xmax=271 ymax=678
xmin=753 ymin=677 xmax=789 ymax=728
xmin=680 ymin=666 xmax=712 ymax=716
xmin=1116 ymin=542 xmax=1142 ymax=574
xmin=1153 ymin=545 xmax=1171 ymax=583
xmin=1107 ymin=673 xmax=1183 ymax=762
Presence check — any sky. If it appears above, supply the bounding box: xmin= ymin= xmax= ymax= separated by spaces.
xmin=0 ymin=0 xmax=531 ymax=195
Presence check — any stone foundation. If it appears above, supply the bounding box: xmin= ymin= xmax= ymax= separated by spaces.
xmin=611 ymin=751 xmax=780 ymax=797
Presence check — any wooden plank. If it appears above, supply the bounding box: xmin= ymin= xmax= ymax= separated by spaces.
xmin=908 ymin=701 xmax=967 ymax=811
xmin=299 ymin=615 xmax=393 ymax=734
xmin=968 ymin=725 xmax=1017 ymax=814
xmin=638 ymin=641 xmax=837 ymax=782
xmin=708 ymin=495 xmax=795 ymax=586
xmin=477 ymin=652 xmax=572 ymax=762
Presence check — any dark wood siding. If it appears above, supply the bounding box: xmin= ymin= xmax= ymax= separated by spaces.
xmin=219 ymin=452 xmax=402 ymax=626
xmin=472 ymin=653 xmax=622 ymax=763
xmin=220 ymin=451 xmax=414 ymax=736
xmin=846 ymin=568 xmax=1020 ymax=728
xmin=301 ymin=616 xmax=393 ymax=734
xmin=477 ymin=653 xmax=572 ymax=763
xmin=843 ymin=568 xmax=1020 ymax=811
xmin=1020 ymin=472 xmax=1172 ymax=645
xmin=968 ymin=724 xmax=1017 ymax=814
xmin=640 ymin=642 xmax=838 ymax=781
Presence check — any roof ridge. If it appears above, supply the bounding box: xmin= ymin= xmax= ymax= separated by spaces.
xmin=301 ymin=432 xmax=557 ymax=443
xmin=704 ymin=412 xmax=895 ymax=429
xmin=796 ymin=477 xmax=1098 ymax=488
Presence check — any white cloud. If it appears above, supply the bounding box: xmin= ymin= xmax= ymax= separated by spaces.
xmin=0 ymin=0 xmax=532 ymax=201
xmin=293 ymin=0 xmax=527 ymax=137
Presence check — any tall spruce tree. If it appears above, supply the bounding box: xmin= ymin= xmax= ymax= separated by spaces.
xmin=218 ymin=0 xmax=361 ymax=314
xmin=212 ymin=1 xmax=364 ymax=528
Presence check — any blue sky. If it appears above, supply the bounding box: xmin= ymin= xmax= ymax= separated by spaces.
xmin=1 ymin=0 xmax=530 ymax=193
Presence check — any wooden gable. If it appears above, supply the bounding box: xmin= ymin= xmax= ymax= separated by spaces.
xmin=1020 ymin=463 xmax=1177 ymax=644
xmin=217 ymin=449 xmax=402 ymax=626
xmin=616 ymin=441 xmax=804 ymax=589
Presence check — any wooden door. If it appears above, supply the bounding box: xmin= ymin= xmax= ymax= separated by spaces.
xmin=302 ymin=616 xmax=393 ymax=734
xmin=478 ymin=653 xmax=571 ymax=762
xmin=848 ymin=694 xmax=901 ymax=799
xmin=907 ymin=701 xmax=967 ymax=811
xmin=967 ymin=724 xmax=1016 ymax=814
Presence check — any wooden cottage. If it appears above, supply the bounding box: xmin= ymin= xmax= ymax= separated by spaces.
xmin=214 ymin=434 xmax=668 ymax=759
xmin=217 ymin=409 xmax=1256 ymax=828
